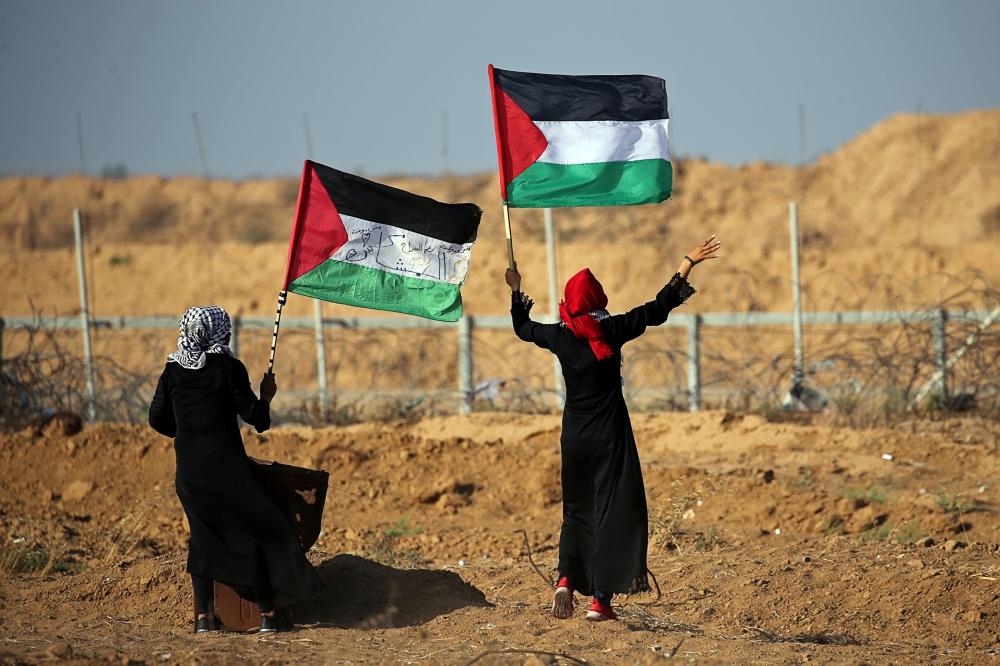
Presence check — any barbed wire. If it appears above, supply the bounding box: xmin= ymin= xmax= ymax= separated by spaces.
xmin=2 ymin=271 xmax=998 ymax=430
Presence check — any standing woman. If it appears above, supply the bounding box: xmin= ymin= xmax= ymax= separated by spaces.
xmin=506 ymin=235 xmax=721 ymax=621
xmin=148 ymin=306 xmax=326 ymax=633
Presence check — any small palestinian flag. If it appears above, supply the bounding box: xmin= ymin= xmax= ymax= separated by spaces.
xmin=282 ymin=161 xmax=482 ymax=322
xmin=489 ymin=65 xmax=671 ymax=208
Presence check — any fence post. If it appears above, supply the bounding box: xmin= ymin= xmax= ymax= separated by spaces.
xmin=73 ymin=208 xmax=96 ymax=422
xmin=314 ymin=299 xmax=329 ymax=421
xmin=458 ymin=316 xmax=472 ymax=414
xmin=686 ymin=314 xmax=701 ymax=412
xmin=789 ymin=201 xmax=804 ymax=388
xmin=932 ymin=306 xmax=947 ymax=400
xmin=230 ymin=316 xmax=240 ymax=359
xmin=544 ymin=208 xmax=565 ymax=407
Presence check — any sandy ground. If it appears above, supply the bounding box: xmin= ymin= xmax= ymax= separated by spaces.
xmin=2 ymin=411 xmax=1000 ymax=664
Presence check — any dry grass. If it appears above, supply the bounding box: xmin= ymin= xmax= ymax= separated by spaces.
xmin=102 ymin=485 xmax=165 ymax=565
xmin=648 ymin=474 xmax=732 ymax=555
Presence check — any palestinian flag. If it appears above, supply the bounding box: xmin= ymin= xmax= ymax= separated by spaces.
xmin=282 ymin=161 xmax=481 ymax=322
xmin=488 ymin=65 xmax=671 ymax=208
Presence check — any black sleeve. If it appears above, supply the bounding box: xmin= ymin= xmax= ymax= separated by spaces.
xmin=229 ymin=359 xmax=271 ymax=433
xmin=148 ymin=369 xmax=177 ymax=438
xmin=602 ymin=273 xmax=696 ymax=347
xmin=511 ymin=291 xmax=559 ymax=351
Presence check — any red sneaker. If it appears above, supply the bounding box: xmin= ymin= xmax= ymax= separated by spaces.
xmin=586 ymin=597 xmax=617 ymax=622
xmin=552 ymin=577 xmax=574 ymax=619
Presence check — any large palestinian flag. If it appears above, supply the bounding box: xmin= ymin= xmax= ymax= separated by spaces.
xmin=489 ymin=65 xmax=671 ymax=208
xmin=282 ymin=161 xmax=481 ymax=322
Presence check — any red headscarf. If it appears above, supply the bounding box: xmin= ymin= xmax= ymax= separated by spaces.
xmin=559 ymin=268 xmax=614 ymax=361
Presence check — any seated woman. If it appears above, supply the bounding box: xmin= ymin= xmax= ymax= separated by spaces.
xmin=148 ymin=306 xmax=326 ymax=633
xmin=505 ymin=235 xmax=721 ymax=622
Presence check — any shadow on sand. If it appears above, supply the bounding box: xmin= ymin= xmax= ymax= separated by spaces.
xmin=297 ymin=554 xmax=491 ymax=628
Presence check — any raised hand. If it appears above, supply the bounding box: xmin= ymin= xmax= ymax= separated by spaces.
xmin=504 ymin=263 xmax=522 ymax=292
xmin=678 ymin=235 xmax=721 ymax=278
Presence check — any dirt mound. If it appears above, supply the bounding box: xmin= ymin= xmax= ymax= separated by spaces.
xmin=2 ymin=109 xmax=999 ymax=320
xmin=2 ymin=412 xmax=999 ymax=663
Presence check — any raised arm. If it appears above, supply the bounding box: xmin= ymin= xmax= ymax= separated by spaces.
xmin=229 ymin=360 xmax=273 ymax=433
xmin=603 ymin=235 xmax=721 ymax=346
xmin=506 ymin=264 xmax=559 ymax=350
xmin=148 ymin=369 xmax=177 ymax=438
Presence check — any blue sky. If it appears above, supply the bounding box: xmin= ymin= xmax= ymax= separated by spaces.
xmin=1 ymin=1 xmax=998 ymax=178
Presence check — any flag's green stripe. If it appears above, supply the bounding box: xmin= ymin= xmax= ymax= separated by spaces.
xmin=507 ymin=159 xmax=672 ymax=208
xmin=288 ymin=259 xmax=463 ymax=322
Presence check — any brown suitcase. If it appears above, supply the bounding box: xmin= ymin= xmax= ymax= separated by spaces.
xmin=193 ymin=458 xmax=329 ymax=632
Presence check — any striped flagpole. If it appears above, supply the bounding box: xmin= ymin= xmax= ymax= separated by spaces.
xmin=267 ymin=290 xmax=288 ymax=376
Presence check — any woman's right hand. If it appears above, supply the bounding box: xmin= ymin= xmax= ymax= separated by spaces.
xmin=260 ymin=372 xmax=277 ymax=403
xmin=505 ymin=264 xmax=522 ymax=292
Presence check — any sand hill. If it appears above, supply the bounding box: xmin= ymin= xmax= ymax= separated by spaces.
xmin=1 ymin=109 xmax=999 ymax=319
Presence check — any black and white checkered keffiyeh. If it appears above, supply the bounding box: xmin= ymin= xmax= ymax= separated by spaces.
xmin=167 ymin=306 xmax=235 ymax=370
xmin=558 ymin=309 xmax=611 ymax=326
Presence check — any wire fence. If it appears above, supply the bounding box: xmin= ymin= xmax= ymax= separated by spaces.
xmin=2 ymin=273 xmax=999 ymax=432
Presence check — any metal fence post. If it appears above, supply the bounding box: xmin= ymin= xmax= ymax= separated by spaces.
xmin=687 ymin=314 xmax=701 ymax=412
xmin=314 ymin=299 xmax=329 ymax=421
xmin=458 ymin=316 xmax=472 ymax=414
xmin=932 ymin=306 xmax=947 ymax=399
xmin=230 ymin=316 xmax=240 ymax=359
xmin=73 ymin=208 xmax=96 ymax=421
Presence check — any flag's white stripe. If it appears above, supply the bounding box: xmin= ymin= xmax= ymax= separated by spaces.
xmin=329 ymin=215 xmax=473 ymax=285
xmin=534 ymin=119 xmax=670 ymax=165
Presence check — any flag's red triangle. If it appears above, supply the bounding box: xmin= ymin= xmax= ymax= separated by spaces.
xmin=283 ymin=161 xmax=349 ymax=288
xmin=490 ymin=67 xmax=548 ymax=196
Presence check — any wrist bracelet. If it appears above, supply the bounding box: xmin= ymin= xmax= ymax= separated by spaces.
xmin=684 ymin=255 xmax=695 ymax=267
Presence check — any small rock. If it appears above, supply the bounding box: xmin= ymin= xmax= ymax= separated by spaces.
xmin=45 ymin=643 xmax=73 ymax=659
xmin=882 ymin=453 xmax=894 ymax=461
xmin=62 ymin=480 xmax=94 ymax=502
xmin=802 ymin=556 xmax=811 ymax=563
xmin=915 ymin=536 xmax=934 ymax=548
xmin=651 ymin=645 xmax=663 ymax=652
xmin=944 ymin=539 xmax=966 ymax=552
xmin=701 ymin=607 xmax=716 ymax=617
xmin=963 ymin=610 xmax=984 ymax=623
xmin=906 ymin=559 xmax=925 ymax=570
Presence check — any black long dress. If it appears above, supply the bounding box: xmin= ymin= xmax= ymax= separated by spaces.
xmin=511 ymin=273 xmax=695 ymax=596
xmin=148 ymin=354 xmax=326 ymax=605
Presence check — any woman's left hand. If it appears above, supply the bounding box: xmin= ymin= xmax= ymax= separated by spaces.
xmin=687 ymin=234 xmax=722 ymax=264
xmin=678 ymin=235 xmax=721 ymax=278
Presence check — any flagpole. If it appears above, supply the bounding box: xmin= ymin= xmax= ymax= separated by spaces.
xmin=267 ymin=290 xmax=287 ymax=376
xmin=502 ymin=201 xmax=515 ymax=269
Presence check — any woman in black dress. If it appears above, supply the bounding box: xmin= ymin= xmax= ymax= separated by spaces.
xmin=506 ymin=235 xmax=721 ymax=621
xmin=149 ymin=306 xmax=326 ymax=633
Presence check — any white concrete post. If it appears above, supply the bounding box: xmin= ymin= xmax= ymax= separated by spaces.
xmin=544 ymin=208 xmax=565 ymax=407
xmin=73 ymin=208 xmax=96 ymax=421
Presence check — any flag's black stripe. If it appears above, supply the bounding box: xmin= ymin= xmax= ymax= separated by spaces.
xmin=312 ymin=162 xmax=481 ymax=245
xmin=493 ymin=68 xmax=668 ymax=123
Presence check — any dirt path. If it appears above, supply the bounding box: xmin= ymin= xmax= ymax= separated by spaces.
xmin=2 ymin=412 xmax=999 ymax=664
